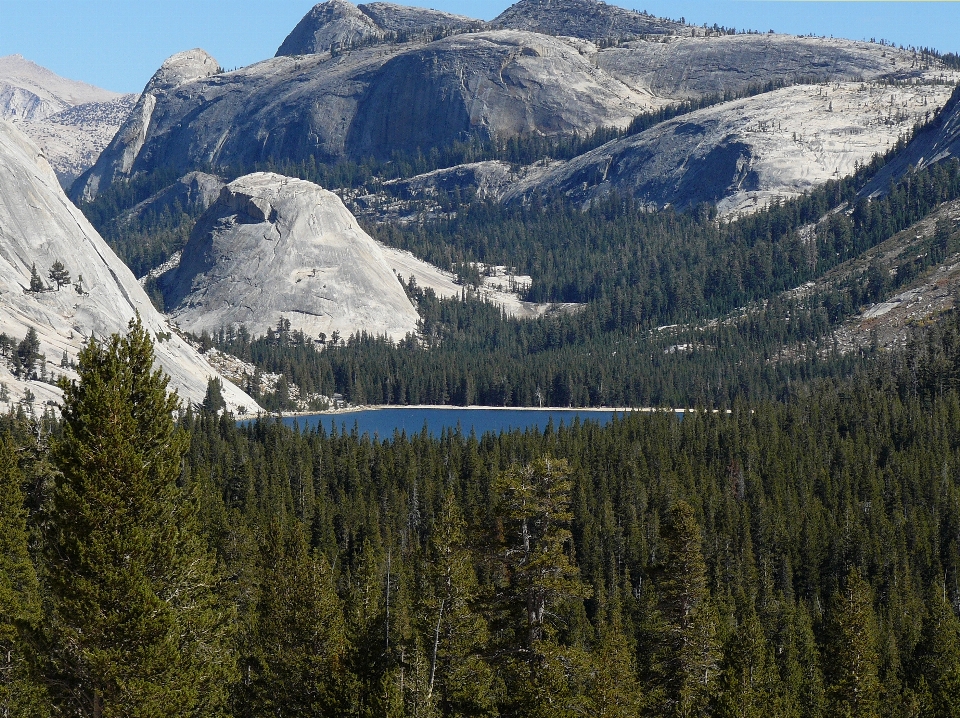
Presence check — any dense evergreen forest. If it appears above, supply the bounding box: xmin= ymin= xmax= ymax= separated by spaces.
xmin=3 ymin=311 xmax=960 ymax=715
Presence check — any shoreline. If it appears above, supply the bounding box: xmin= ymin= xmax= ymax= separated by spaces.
xmin=243 ymin=405 xmax=693 ymax=420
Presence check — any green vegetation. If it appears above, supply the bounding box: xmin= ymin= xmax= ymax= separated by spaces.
xmin=3 ymin=314 xmax=960 ymax=714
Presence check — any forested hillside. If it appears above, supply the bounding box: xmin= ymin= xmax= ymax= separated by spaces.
xmin=3 ymin=311 xmax=960 ymax=715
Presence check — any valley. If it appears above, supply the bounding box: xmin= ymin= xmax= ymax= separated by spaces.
xmin=3 ymin=2 xmax=960 ymax=717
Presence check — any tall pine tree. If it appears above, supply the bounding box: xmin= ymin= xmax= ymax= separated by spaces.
xmin=46 ymin=317 xmax=235 ymax=717
xmin=0 ymin=434 xmax=45 ymax=716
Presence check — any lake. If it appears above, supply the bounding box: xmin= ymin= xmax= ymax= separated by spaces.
xmin=278 ymin=407 xmax=644 ymax=439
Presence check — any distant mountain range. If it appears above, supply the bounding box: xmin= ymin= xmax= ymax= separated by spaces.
xmin=0 ymin=54 xmax=137 ymax=186
xmin=69 ymin=0 xmax=960 ymax=215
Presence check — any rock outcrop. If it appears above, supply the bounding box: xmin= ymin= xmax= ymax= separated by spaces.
xmin=277 ymin=0 xmax=384 ymax=56
xmin=159 ymin=172 xmax=420 ymax=341
xmin=502 ymin=78 xmax=959 ymax=215
xmin=0 ymin=120 xmax=257 ymax=413
xmin=276 ymin=0 xmax=483 ymax=56
xmin=493 ymin=0 xmax=682 ymax=39
xmin=357 ymin=3 xmax=482 ymax=36
xmin=71 ymin=49 xmax=219 ymax=202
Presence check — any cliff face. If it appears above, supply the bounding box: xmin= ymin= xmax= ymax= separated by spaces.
xmin=0 ymin=120 xmax=257 ymax=412
xmin=345 ymin=30 xmax=653 ymax=160
xmin=160 ymin=172 xmax=420 ymax=341
xmin=275 ymin=0 xmax=482 ymax=56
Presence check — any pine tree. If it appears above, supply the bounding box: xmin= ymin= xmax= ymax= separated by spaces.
xmin=585 ymin=611 xmax=644 ymax=718
xmin=240 ymin=521 xmax=347 ymax=717
xmin=47 ymin=261 xmax=70 ymax=291
xmin=493 ymin=456 xmax=592 ymax=718
xmin=655 ymin=500 xmax=720 ymax=718
xmin=28 ymin=264 xmax=43 ymax=293
xmin=494 ymin=456 xmax=591 ymax=645
xmin=423 ymin=489 xmax=493 ymax=716
xmin=915 ymin=587 xmax=960 ymax=718
xmin=201 ymin=377 xmax=227 ymax=415
xmin=0 ymin=434 xmax=46 ymax=716
xmin=714 ymin=610 xmax=781 ymax=718
xmin=46 ymin=316 xmax=235 ymax=717
xmin=825 ymin=568 xmax=881 ymax=718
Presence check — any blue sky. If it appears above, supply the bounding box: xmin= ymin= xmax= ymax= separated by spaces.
xmin=1 ymin=1 xmax=958 ymax=93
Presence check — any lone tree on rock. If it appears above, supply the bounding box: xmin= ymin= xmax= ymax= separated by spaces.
xmin=28 ymin=264 xmax=44 ymax=292
xmin=48 ymin=261 xmax=70 ymax=290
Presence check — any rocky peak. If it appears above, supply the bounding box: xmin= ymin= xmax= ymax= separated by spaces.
xmin=0 ymin=53 xmax=121 ymax=121
xmin=357 ymin=2 xmax=484 ymax=36
xmin=144 ymin=49 xmax=221 ymax=94
xmin=276 ymin=0 xmax=384 ymax=56
xmin=493 ymin=0 xmax=683 ymax=40
xmin=276 ymin=0 xmax=484 ymax=57
xmin=160 ymin=172 xmax=421 ymax=341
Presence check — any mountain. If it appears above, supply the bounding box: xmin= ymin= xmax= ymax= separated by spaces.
xmin=73 ymin=0 xmax=936 ymax=205
xmin=0 ymin=54 xmax=137 ymax=187
xmin=0 ymin=54 xmax=119 ymax=120
xmin=500 ymin=76 xmax=957 ymax=214
xmin=158 ymin=172 xmax=421 ymax=340
xmin=275 ymin=0 xmax=482 ymax=56
xmin=493 ymin=0 xmax=682 ymax=38
xmin=0 ymin=119 xmax=257 ymax=413
xmin=71 ymin=29 xmax=653 ymax=202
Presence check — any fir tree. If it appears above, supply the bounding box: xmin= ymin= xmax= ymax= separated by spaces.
xmin=239 ymin=522 xmax=347 ymax=717
xmin=655 ymin=500 xmax=720 ymax=718
xmin=826 ymin=568 xmax=881 ymax=718
xmin=47 ymin=261 xmax=70 ymax=291
xmin=423 ymin=489 xmax=493 ymax=715
xmin=915 ymin=587 xmax=960 ymax=718
xmin=46 ymin=316 xmax=235 ymax=717
xmin=0 ymin=434 xmax=45 ymax=716
xmin=28 ymin=265 xmax=43 ymax=293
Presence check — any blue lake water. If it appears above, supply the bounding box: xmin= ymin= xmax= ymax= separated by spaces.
xmin=279 ymin=407 xmax=642 ymax=439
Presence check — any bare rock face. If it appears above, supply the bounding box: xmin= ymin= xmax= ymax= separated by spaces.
xmin=0 ymin=120 xmax=257 ymax=412
xmin=358 ymin=3 xmax=483 ymax=36
xmin=861 ymin=86 xmax=960 ymax=198
xmin=72 ymin=0 xmax=943 ymax=205
xmin=0 ymin=54 xmax=120 ymax=121
xmin=276 ymin=0 xmax=384 ymax=56
xmin=503 ymin=78 xmax=959 ymax=215
xmin=276 ymin=0 xmax=483 ymax=56
xmin=493 ymin=0 xmax=683 ymax=39
xmin=73 ymin=29 xmax=652 ymax=199
xmin=597 ymin=34 xmax=921 ymax=101
xmin=345 ymin=30 xmax=651 ymax=160
xmin=71 ymin=49 xmax=220 ymax=202
xmin=160 ymin=172 xmax=420 ymax=341
xmin=0 ymin=55 xmax=137 ymax=187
